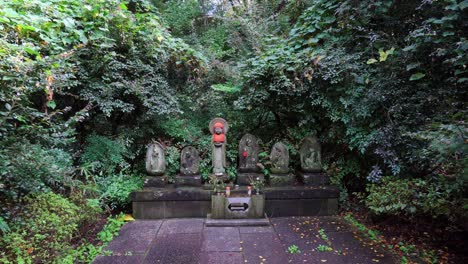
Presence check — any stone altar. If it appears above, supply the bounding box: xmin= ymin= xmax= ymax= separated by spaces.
xmin=175 ymin=146 xmax=202 ymax=187
xmin=269 ymin=142 xmax=295 ymax=186
xmin=237 ymin=133 xmax=264 ymax=185
xmin=144 ymin=142 xmax=167 ymax=187
xmin=297 ymin=136 xmax=330 ymax=186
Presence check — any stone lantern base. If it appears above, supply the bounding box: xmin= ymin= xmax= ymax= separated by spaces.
xmin=269 ymin=173 xmax=296 ymax=186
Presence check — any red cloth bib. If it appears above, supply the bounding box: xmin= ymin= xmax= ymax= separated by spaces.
xmin=213 ymin=134 xmax=225 ymax=143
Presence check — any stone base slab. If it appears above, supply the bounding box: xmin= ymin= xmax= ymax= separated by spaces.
xmin=144 ymin=176 xmax=167 ymax=188
xmin=205 ymin=213 xmax=270 ymax=227
xmin=297 ymin=171 xmax=330 ymax=186
xmin=236 ymin=172 xmax=264 ymax=185
xmin=174 ymin=175 xmax=202 ymax=187
xmin=269 ymin=173 xmax=296 ymax=186
xmin=132 ymin=186 xmax=339 ymax=219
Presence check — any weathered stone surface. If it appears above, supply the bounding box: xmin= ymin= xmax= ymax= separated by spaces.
xmin=238 ymin=133 xmax=260 ymax=172
xmin=180 ymin=146 xmax=200 ymax=175
xmin=297 ymin=171 xmax=330 ymax=186
xmin=239 ymin=226 xmax=274 ymax=233
xmin=236 ymin=172 xmax=264 ymax=185
xmin=202 ymin=227 xmax=241 ymax=252
xmin=145 ymin=142 xmax=166 ymax=176
xmin=174 ymin=175 xmax=202 ymax=187
xmin=143 ymin=176 xmax=167 ymax=188
xmin=143 ymin=233 xmax=202 ymax=264
xmin=93 ymin=255 xmax=144 ymax=264
xmin=300 ymin=136 xmax=322 ymax=172
xmin=132 ymin=186 xmax=339 ymax=219
xmin=241 ymin=233 xmax=289 ymax=264
xmin=205 ymin=216 xmax=270 ymax=227
xmin=270 ymin=142 xmax=289 ymax=174
xmin=158 ymin=218 xmax=205 ymax=235
xmin=105 ymin=220 xmax=161 ymax=255
xmin=269 ymin=173 xmax=296 ymax=186
xmin=198 ymin=252 xmax=243 ymax=264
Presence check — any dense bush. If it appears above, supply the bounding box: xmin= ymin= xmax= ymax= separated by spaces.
xmin=81 ymin=135 xmax=130 ymax=174
xmin=0 ymin=192 xmax=102 ymax=263
xmin=366 ymin=176 xmax=465 ymax=220
xmin=97 ymin=173 xmax=144 ymax=210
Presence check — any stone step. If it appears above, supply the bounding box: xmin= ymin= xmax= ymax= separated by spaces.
xmin=205 ymin=214 xmax=270 ymax=227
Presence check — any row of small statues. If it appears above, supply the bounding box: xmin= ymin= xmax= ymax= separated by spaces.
xmin=145 ymin=134 xmax=323 ymax=177
xmin=145 ymin=118 xmax=327 ymax=187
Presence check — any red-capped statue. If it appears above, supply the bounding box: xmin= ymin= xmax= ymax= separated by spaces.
xmin=209 ymin=118 xmax=228 ymax=177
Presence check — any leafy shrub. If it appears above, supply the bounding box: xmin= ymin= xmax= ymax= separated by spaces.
xmin=366 ymin=176 xmax=464 ymax=220
xmin=0 ymin=192 xmax=101 ymax=263
xmin=0 ymin=143 xmax=73 ymax=202
xmin=81 ymin=135 xmax=129 ymax=174
xmin=97 ymin=173 xmax=144 ymax=211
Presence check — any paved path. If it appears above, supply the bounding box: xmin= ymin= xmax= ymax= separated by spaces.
xmin=93 ymin=216 xmax=396 ymax=264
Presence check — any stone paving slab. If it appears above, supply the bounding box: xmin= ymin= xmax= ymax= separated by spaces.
xmin=198 ymin=252 xmax=244 ymax=264
xmin=202 ymin=227 xmax=241 ymax=252
xmin=143 ymin=233 xmax=202 ymax=264
xmin=240 ymin=232 xmax=288 ymax=264
xmin=158 ymin=218 xmax=204 ymax=234
xmin=93 ymin=216 xmax=397 ymax=264
xmin=105 ymin=220 xmax=162 ymax=255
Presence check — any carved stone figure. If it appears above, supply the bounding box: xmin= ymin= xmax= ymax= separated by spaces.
xmin=238 ymin=133 xmax=260 ymax=172
xmin=300 ymin=136 xmax=322 ymax=172
xmin=209 ymin=118 xmax=229 ymax=176
xmin=270 ymin=142 xmax=289 ymax=174
xmin=146 ymin=142 xmax=166 ymax=176
xmin=180 ymin=146 xmax=200 ymax=175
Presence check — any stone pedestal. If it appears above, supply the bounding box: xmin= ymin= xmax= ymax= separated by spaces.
xmin=211 ymin=194 xmax=265 ymax=219
xmin=237 ymin=172 xmax=264 ymax=185
xmin=144 ymin=176 xmax=167 ymax=188
xmin=297 ymin=171 xmax=330 ymax=186
xmin=175 ymin=175 xmax=202 ymax=187
xmin=269 ymin=173 xmax=296 ymax=187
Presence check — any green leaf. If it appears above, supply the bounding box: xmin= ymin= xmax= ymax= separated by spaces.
xmin=119 ymin=3 xmax=128 ymax=10
xmin=5 ymin=103 xmax=11 ymax=111
xmin=23 ymin=47 xmax=40 ymax=56
xmin=367 ymin=58 xmax=378 ymax=64
xmin=460 ymin=0 xmax=468 ymax=10
xmin=47 ymin=100 xmax=56 ymax=109
xmin=409 ymin=73 xmax=425 ymax=81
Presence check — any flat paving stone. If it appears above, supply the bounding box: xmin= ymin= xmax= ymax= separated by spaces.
xmin=158 ymin=218 xmax=204 ymax=235
xmin=202 ymin=227 xmax=241 ymax=252
xmin=105 ymin=220 xmax=162 ymax=255
xmin=94 ymin=216 xmax=398 ymax=264
xmin=240 ymin=233 xmax=288 ymax=264
xmin=93 ymin=255 xmax=144 ymax=264
xmin=198 ymin=252 xmax=243 ymax=264
xmin=239 ymin=226 xmax=274 ymax=233
xmin=143 ymin=233 xmax=201 ymax=264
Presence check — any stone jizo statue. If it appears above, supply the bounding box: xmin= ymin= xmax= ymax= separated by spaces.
xmin=270 ymin=142 xmax=289 ymax=174
xmin=146 ymin=142 xmax=166 ymax=176
xmin=300 ymin=136 xmax=322 ymax=172
xmin=209 ymin=118 xmax=228 ymax=176
xmin=238 ymin=133 xmax=260 ymax=172
xmin=180 ymin=146 xmax=200 ymax=175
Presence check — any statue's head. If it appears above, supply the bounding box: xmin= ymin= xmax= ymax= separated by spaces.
xmin=214 ymin=122 xmax=224 ymax=135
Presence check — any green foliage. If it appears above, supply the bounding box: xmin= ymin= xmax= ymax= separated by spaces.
xmin=81 ymin=135 xmax=129 ymax=174
xmin=365 ymin=176 xmax=464 ymax=219
xmin=159 ymin=0 xmax=202 ymax=36
xmin=0 ymin=192 xmax=101 ymax=263
xmin=97 ymin=173 xmax=144 ymax=211
xmin=287 ymin=244 xmax=301 ymax=254
xmin=0 ymin=143 xmax=73 ymax=203
xmin=316 ymin=244 xmax=332 ymax=252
